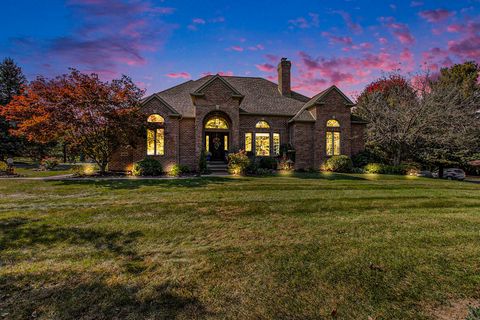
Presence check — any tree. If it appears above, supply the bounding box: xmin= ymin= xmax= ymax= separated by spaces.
xmin=0 ymin=58 xmax=27 ymax=163
xmin=354 ymin=74 xmax=430 ymax=165
xmin=2 ymin=69 xmax=145 ymax=173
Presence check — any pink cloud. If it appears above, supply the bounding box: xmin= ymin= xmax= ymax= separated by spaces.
xmin=228 ymin=46 xmax=244 ymax=52
xmin=419 ymin=9 xmax=453 ymax=23
xmin=322 ymin=32 xmax=353 ymax=46
xmin=218 ymin=71 xmax=234 ymax=76
xmin=447 ymin=24 xmax=463 ymax=32
xmin=381 ymin=17 xmax=415 ymax=45
xmin=378 ymin=37 xmax=388 ymax=44
xmin=448 ymin=36 xmax=480 ymax=60
xmin=255 ymin=63 xmax=275 ymax=72
xmin=265 ymin=54 xmax=280 ymax=63
xmin=288 ymin=13 xmax=320 ymax=29
xmin=335 ymin=11 xmax=363 ymax=34
xmin=248 ymin=44 xmax=265 ymax=51
xmin=166 ymin=72 xmax=191 ymax=79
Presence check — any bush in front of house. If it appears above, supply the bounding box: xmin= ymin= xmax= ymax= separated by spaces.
xmin=132 ymin=158 xmax=163 ymax=176
xmin=363 ymin=163 xmax=417 ymax=175
xmin=227 ymin=150 xmax=250 ymax=175
xmin=322 ymin=155 xmax=353 ymax=173
xmin=199 ymin=150 xmax=208 ymax=173
xmin=258 ymin=157 xmax=278 ymax=170
xmin=278 ymin=155 xmax=294 ymax=171
xmin=0 ymin=161 xmax=7 ymax=172
xmin=41 ymin=157 xmax=59 ymax=170
xmin=169 ymin=164 xmax=190 ymax=177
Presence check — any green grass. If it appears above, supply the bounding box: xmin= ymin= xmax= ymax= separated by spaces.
xmin=1 ymin=174 xmax=479 ymax=319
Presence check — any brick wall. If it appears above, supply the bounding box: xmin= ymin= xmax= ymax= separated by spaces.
xmin=179 ymin=118 xmax=197 ymax=170
xmin=291 ymin=122 xmax=314 ymax=170
xmin=350 ymin=123 xmax=365 ymax=156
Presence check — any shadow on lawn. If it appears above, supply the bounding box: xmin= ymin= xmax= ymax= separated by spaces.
xmin=53 ymin=176 xmax=240 ymax=190
xmin=1 ymin=274 xmax=208 ymax=319
xmin=0 ymin=217 xmax=209 ymax=318
xmin=0 ymin=217 xmax=145 ymax=273
xmin=290 ymin=172 xmax=367 ymax=181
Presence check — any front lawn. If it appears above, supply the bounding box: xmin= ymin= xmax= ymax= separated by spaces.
xmin=1 ymin=174 xmax=479 ymax=319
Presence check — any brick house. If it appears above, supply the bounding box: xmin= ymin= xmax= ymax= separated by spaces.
xmin=109 ymin=58 xmax=367 ymax=172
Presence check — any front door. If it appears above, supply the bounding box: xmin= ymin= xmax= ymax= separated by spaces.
xmin=207 ymin=132 xmax=228 ymax=161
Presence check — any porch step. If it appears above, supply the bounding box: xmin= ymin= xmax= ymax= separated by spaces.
xmin=207 ymin=161 xmax=229 ymax=174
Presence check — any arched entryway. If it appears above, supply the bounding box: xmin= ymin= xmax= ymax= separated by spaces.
xmin=203 ymin=112 xmax=231 ymax=162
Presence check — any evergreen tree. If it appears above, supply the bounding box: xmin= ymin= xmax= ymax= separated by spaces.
xmin=0 ymin=57 xmax=27 ymax=162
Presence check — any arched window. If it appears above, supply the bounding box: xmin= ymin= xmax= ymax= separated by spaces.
xmin=147 ymin=114 xmax=164 ymax=123
xmin=205 ymin=116 xmax=229 ymax=129
xmin=147 ymin=114 xmax=165 ymax=156
xmin=326 ymin=119 xmax=340 ymax=156
xmin=255 ymin=120 xmax=270 ymax=129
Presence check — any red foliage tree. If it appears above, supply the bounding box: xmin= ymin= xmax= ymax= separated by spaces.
xmin=2 ymin=69 xmax=145 ymax=173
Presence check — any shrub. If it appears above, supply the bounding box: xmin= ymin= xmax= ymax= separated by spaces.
xmin=132 ymin=158 xmax=163 ymax=176
xmin=199 ymin=150 xmax=208 ymax=173
xmin=364 ymin=163 xmax=383 ymax=174
xmin=169 ymin=164 xmax=190 ymax=177
xmin=278 ymin=155 xmax=294 ymax=171
xmin=352 ymin=149 xmax=383 ymax=168
xmin=0 ymin=161 xmax=7 ymax=172
xmin=322 ymin=155 xmax=353 ymax=173
xmin=41 ymin=157 xmax=59 ymax=170
xmin=258 ymin=157 xmax=278 ymax=170
xmin=227 ymin=150 xmax=250 ymax=175
xmin=256 ymin=168 xmax=276 ymax=176
xmin=71 ymin=163 xmax=97 ymax=176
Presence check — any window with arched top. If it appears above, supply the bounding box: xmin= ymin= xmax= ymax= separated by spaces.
xmin=147 ymin=114 xmax=165 ymax=123
xmin=205 ymin=116 xmax=229 ymax=129
xmin=326 ymin=119 xmax=340 ymax=127
xmin=146 ymin=114 xmax=165 ymax=156
xmin=255 ymin=120 xmax=270 ymax=129
xmin=326 ymin=119 xmax=340 ymax=156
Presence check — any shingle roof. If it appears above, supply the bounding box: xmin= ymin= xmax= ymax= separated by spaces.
xmin=142 ymin=75 xmax=367 ymax=124
xmin=143 ymin=75 xmax=309 ymax=118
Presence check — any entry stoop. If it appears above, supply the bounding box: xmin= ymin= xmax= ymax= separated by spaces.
xmin=207 ymin=161 xmax=229 ymax=175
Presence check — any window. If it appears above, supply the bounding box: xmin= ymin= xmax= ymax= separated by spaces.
xmin=273 ymin=133 xmax=280 ymax=156
xmin=255 ymin=120 xmax=270 ymax=129
xmin=245 ymin=133 xmax=252 ymax=152
xmin=147 ymin=128 xmax=164 ymax=155
xmin=255 ymin=133 xmax=270 ymax=156
xmin=327 ymin=119 xmax=340 ymax=127
xmin=205 ymin=135 xmax=209 ymax=152
xmin=147 ymin=114 xmax=164 ymax=123
xmin=326 ymin=119 xmax=340 ymax=156
xmin=224 ymin=135 xmax=228 ymax=151
xmin=205 ymin=116 xmax=228 ymax=129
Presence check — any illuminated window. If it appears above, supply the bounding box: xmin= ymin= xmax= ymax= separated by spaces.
xmin=205 ymin=116 xmax=228 ymax=129
xmin=245 ymin=133 xmax=252 ymax=152
xmin=273 ymin=133 xmax=280 ymax=156
xmin=224 ymin=135 xmax=228 ymax=151
xmin=255 ymin=133 xmax=270 ymax=156
xmin=327 ymin=119 xmax=340 ymax=127
xmin=147 ymin=128 xmax=164 ymax=155
xmin=147 ymin=114 xmax=164 ymax=123
xmin=326 ymin=132 xmax=340 ymax=156
xmin=255 ymin=120 xmax=270 ymax=129
xmin=205 ymin=135 xmax=209 ymax=152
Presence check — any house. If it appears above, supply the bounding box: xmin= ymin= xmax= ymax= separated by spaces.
xmin=109 ymin=58 xmax=367 ymax=172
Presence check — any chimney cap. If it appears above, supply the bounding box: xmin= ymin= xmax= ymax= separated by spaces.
xmin=281 ymin=57 xmax=289 ymax=62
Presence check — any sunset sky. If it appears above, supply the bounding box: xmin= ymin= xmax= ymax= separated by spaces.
xmin=1 ymin=0 xmax=479 ymax=98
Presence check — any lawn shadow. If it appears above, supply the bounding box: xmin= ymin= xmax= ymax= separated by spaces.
xmin=1 ymin=274 xmax=209 ymax=319
xmin=52 ymin=176 xmax=241 ymax=190
xmin=0 ymin=217 xmax=145 ymax=274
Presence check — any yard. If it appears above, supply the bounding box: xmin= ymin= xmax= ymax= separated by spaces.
xmin=1 ymin=174 xmax=480 ymax=319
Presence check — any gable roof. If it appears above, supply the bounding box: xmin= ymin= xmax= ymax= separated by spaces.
xmin=290 ymin=85 xmax=355 ymax=122
xmin=191 ymin=74 xmax=244 ymax=98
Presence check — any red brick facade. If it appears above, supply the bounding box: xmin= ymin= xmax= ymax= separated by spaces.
xmin=109 ymin=59 xmax=366 ymax=172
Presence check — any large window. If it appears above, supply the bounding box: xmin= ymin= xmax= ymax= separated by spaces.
xmin=147 ymin=114 xmax=165 ymax=156
xmin=245 ymin=133 xmax=252 ymax=152
xmin=326 ymin=119 xmax=340 ymax=156
xmin=147 ymin=128 xmax=164 ymax=156
xmin=205 ymin=116 xmax=228 ymax=129
xmin=255 ymin=133 xmax=270 ymax=156
xmin=273 ymin=133 xmax=280 ymax=156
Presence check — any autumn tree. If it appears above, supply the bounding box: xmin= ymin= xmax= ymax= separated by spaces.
xmin=354 ymin=74 xmax=429 ymax=165
xmin=0 ymin=58 xmax=27 ymax=163
xmin=2 ymin=69 xmax=145 ymax=173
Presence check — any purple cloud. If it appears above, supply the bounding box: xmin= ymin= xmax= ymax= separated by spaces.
xmin=419 ymin=9 xmax=453 ymax=22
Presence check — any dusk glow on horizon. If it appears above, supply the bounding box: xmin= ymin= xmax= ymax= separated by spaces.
xmin=1 ymin=0 xmax=479 ymax=98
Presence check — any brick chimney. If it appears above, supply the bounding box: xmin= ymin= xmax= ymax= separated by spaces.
xmin=277 ymin=58 xmax=291 ymax=96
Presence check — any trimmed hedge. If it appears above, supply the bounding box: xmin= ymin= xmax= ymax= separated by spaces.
xmin=132 ymin=158 xmax=163 ymax=176
xmin=363 ymin=163 xmax=421 ymax=175
xmin=322 ymin=155 xmax=353 ymax=173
